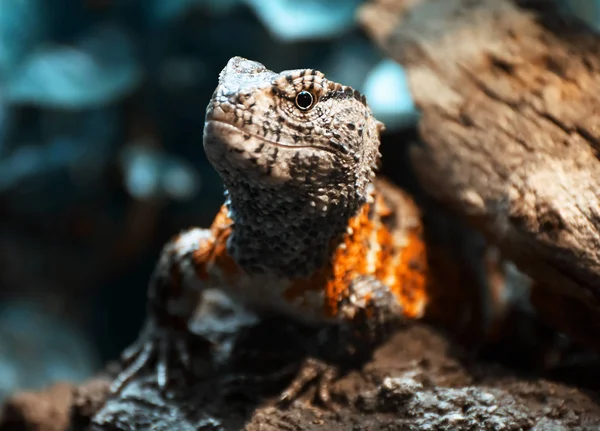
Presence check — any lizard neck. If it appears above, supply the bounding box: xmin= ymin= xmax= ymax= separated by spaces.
xmin=224 ymin=180 xmax=370 ymax=278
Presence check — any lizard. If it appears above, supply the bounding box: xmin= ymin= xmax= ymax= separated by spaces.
xmin=109 ymin=56 xmax=517 ymax=404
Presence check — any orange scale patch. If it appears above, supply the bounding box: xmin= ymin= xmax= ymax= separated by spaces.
xmin=373 ymin=192 xmax=429 ymax=320
xmin=323 ymin=203 xmax=374 ymax=316
xmin=209 ymin=205 xmax=233 ymax=235
xmin=193 ymin=238 xmax=216 ymax=281
xmin=212 ymin=240 xmax=242 ymax=283
xmin=193 ymin=205 xmax=242 ymax=283
xmin=391 ymin=228 xmax=429 ymax=319
xmin=373 ymin=197 xmax=396 ymax=283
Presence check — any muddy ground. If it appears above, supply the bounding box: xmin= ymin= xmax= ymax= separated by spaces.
xmin=2 ymin=290 xmax=600 ymax=431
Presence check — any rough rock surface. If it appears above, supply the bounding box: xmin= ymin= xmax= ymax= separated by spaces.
xmin=2 ymin=317 xmax=600 ymax=430
xmin=359 ymin=0 xmax=600 ymax=350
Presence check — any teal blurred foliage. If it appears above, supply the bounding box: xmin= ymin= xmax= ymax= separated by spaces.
xmin=0 ymin=301 xmax=99 ymax=400
xmin=0 ymin=0 xmax=420 ymax=399
xmin=555 ymin=0 xmax=600 ymax=32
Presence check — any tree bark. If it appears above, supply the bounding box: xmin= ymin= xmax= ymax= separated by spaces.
xmin=359 ymin=0 xmax=600 ymax=348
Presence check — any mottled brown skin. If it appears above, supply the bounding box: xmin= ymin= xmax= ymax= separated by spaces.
xmin=110 ymin=57 xmax=450 ymax=404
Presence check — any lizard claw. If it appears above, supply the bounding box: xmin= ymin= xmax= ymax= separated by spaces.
xmin=278 ymin=357 xmax=339 ymax=409
xmin=110 ymin=321 xmax=213 ymax=394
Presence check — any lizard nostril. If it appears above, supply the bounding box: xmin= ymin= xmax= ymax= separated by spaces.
xmin=238 ymin=93 xmax=251 ymax=102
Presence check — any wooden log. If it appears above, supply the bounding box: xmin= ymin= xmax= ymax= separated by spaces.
xmin=359 ymin=0 xmax=600 ymax=347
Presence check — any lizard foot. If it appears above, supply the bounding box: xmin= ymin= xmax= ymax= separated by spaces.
xmin=276 ymin=276 xmax=405 ymax=408
xmin=110 ymin=321 xmax=213 ymax=394
xmin=278 ymin=357 xmax=339 ymax=409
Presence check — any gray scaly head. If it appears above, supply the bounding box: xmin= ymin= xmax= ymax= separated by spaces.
xmin=204 ymin=56 xmax=384 ymax=277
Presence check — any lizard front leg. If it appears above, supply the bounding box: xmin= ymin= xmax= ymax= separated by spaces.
xmin=277 ymin=189 xmax=422 ymax=407
xmin=110 ymin=228 xmax=218 ymax=393
xmin=279 ymin=275 xmax=404 ymax=407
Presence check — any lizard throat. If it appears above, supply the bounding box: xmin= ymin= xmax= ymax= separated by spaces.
xmin=223 ymin=180 xmax=368 ymax=278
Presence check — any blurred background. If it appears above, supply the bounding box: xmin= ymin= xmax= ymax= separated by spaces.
xmin=0 ymin=0 xmax=596 ymax=401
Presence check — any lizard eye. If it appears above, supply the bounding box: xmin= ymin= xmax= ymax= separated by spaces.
xmin=295 ymin=91 xmax=315 ymax=110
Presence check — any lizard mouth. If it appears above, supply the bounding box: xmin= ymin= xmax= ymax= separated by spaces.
xmin=204 ymin=120 xmax=339 ymax=155
xmin=204 ymin=119 xmax=342 ymax=184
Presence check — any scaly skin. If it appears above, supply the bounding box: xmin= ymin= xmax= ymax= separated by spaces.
xmin=110 ymin=57 xmax=476 ymax=404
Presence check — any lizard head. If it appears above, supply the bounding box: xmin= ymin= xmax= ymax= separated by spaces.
xmin=203 ymin=57 xmax=385 ymax=276
xmin=204 ymin=56 xmax=384 ymax=215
